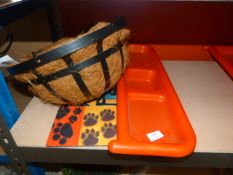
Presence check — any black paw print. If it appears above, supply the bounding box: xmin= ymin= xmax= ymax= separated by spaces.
xmin=81 ymin=129 xmax=99 ymax=146
xmin=101 ymin=122 xmax=117 ymax=138
xmin=100 ymin=109 xmax=115 ymax=121
xmin=56 ymin=106 xmax=70 ymax=119
xmin=52 ymin=122 xmax=73 ymax=145
xmin=69 ymin=115 xmax=77 ymax=124
xmin=83 ymin=113 xmax=98 ymax=126
xmin=74 ymin=107 xmax=82 ymax=115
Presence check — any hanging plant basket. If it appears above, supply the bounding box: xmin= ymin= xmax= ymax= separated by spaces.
xmin=7 ymin=17 xmax=130 ymax=105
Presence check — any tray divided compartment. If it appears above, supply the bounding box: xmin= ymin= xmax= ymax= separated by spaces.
xmin=109 ymin=44 xmax=196 ymax=157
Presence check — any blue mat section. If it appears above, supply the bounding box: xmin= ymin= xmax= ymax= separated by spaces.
xmin=0 ymin=71 xmax=19 ymax=128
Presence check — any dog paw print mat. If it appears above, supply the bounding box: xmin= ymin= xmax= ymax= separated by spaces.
xmin=46 ymin=90 xmax=117 ymax=146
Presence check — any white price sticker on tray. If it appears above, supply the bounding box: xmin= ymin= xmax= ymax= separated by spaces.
xmin=147 ymin=130 xmax=164 ymax=142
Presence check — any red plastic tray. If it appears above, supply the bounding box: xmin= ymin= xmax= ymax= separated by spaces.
xmin=108 ymin=44 xmax=196 ymax=157
xmin=207 ymin=46 xmax=233 ymax=79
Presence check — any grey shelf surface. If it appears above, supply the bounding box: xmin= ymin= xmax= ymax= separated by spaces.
xmin=9 ymin=60 xmax=233 ymax=167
